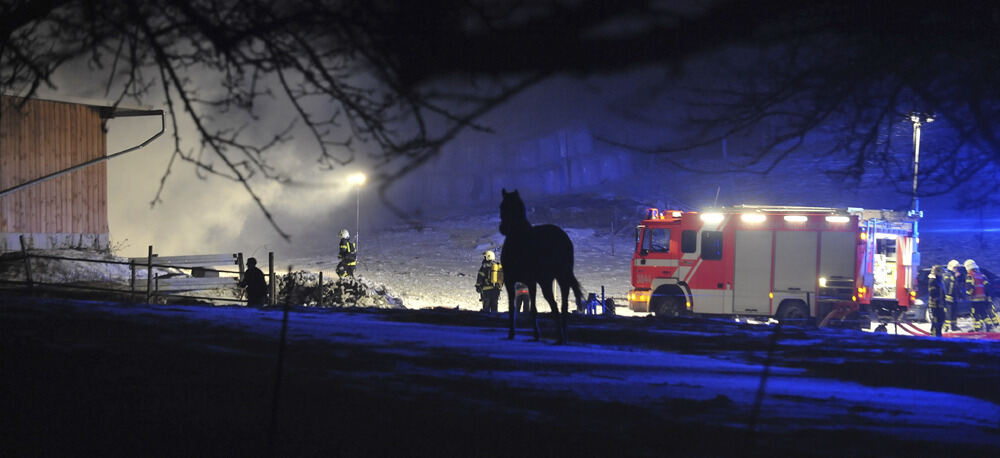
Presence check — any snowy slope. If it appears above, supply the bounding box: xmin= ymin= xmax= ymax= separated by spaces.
xmin=286 ymin=212 xmax=635 ymax=313
xmin=2 ymin=296 xmax=998 ymax=456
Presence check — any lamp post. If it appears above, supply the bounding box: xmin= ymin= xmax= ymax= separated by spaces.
xmin=908 ymin=112 xmax=934 ymax=218
xmin=908 ymin=112 xmax=933 ymax=273
xmin=347 ymin=172 xmax=366 ymax=264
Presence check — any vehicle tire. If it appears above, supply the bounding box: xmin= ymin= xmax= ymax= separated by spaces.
xmin=776 ymin=301 xmax=810 ymax=325
xmin=874 ymin=324 xmax=888 ymax=333
xmin=652 ymin=290 xmax=686 ymax=319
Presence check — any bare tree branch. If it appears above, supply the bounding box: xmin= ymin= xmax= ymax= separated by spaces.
xmin=6 ymin=0 xmax=1000 ymax=233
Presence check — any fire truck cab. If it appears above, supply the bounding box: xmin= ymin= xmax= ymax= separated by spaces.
xmin=627 ymin=205 xmax=918 ymax=325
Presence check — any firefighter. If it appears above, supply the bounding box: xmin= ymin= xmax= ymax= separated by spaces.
xmin=943 ymin=259 xmax=966 ymax=333
xmin=239 ymin=257 xmax=268 ymax=307
xmin=926 ymin=265 xmax=946 ymax=337
xmin=337 ymin=229 xmax=357 ymax=278
xmin=475 ymin=250 xmax=502 ymax=313
xmin=964 ymin=259 xmax=995 ymax=332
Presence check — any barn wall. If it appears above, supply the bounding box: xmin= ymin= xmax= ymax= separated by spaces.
xmin=0 ymin=95 xmax=109 ymax=250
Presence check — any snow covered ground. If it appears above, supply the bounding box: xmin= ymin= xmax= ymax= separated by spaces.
xmin=285 ymin=212 xmax=635 ymax=314
xmin=2 ymin=295 xmax=998 ymax=456
xmin=4 ymin=198 xmax=1000 ymax=456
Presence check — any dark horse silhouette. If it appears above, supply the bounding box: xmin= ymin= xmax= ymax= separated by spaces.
xmin=499 ymin=189 xmax=583 ymax=343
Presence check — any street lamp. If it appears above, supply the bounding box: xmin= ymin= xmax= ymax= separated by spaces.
xmin=347 ymin=172 xmax=366 ymax=264
xmin=908 ymin=112 xmax=934 ymax=218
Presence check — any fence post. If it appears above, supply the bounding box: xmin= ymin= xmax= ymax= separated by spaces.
xmin=146 ymin=245 xmax=153 ymax=303
xmin=19 ymin=235 xmax=32 ymax=290
xmin=268 ymin=251 xmax=275 ymax=306
xmin=611 ymin=208 xmax=616 ymax=256
xmin=129 ymin=259 xmax=136 ymax=300
xmin=237 ymin=252 xmax=245 ymax=282
xmin=318 ymin=271 xmax=324 ymax=306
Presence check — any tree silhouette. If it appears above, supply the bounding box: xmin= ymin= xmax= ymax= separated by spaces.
xmin=4 ymin=0 xmax=999 ymax=237
xmin=597 ymin=1 xmax=1000 ymax=207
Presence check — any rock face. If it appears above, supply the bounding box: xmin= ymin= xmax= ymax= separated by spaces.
xmin=275 ymin=270 xmax=405 ymax=309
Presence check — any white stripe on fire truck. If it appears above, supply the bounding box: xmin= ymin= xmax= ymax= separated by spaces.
xmin=634 ymin=259 xmax=680 ymax=267
xmin=683 ymin=214 xmax=729 ymax=284
xmin=684 ymin=258 xmax=703 ymax=284
xmin=675 ymin=266 xmax=690 ymax=280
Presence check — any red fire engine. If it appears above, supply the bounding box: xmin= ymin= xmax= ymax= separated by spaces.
xmin=627 ymin=205 xmax=918 ymax=325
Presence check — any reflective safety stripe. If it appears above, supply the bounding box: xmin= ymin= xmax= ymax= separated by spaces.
xmin=634 ymin=259 xmax=679 ymax=267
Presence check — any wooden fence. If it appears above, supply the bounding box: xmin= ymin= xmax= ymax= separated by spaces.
xmin=1 ymin=237 xmax=275 ymax=305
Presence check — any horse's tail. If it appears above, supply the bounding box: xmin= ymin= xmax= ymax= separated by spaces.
xmin=570 ymin=275 xmax=584 ymax=307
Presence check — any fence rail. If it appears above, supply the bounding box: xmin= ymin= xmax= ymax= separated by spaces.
xmin=155 ymin=276 xmax=239 ymax=292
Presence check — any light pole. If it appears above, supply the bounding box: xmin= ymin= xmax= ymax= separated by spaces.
xmin=908 ymin=112 xmax=934 ymax=218
xmin=347 ymin=172 xmax=366 ymax=264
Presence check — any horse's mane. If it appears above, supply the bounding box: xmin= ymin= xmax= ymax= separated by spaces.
xmin=499 ymin=189 xmax=530 ymax=236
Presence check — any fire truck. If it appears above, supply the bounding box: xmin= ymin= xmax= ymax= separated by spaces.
xmin=627 ymin=205 xmax=919 ymax=325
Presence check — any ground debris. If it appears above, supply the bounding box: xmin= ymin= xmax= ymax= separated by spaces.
xmin=275 ymin=270 xmax=404 ymax=309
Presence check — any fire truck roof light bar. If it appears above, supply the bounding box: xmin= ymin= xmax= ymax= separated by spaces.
xmin=700 ymin=213 xmax=724 ymax=224
xmin=732 ymin=205 xmax=846 ymax=214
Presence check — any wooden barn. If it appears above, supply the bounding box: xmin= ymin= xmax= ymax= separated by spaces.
xmin=0 ymin=94 xmax=160 ymax=252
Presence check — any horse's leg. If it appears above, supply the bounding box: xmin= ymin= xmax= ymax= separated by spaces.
xmin=540 ymin=280 xmax=562 ymax=343
xmin=557 ymin=276 xmax=570 ymax=344
xmin=505 ymin=280 xmax=517 ymax=340
xmin=527 ymin=283 xmax=541 ymax=341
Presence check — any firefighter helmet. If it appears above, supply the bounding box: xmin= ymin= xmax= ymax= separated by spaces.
xmin=947 ymin=259 xmax=960 ymax=271
xmin=340 ymin=229 xmax=350 ymax=239
xmin=964 ymin=259 xmax=978 ymax=271
xmin=483 ymin=250 xmax=495 ymax=262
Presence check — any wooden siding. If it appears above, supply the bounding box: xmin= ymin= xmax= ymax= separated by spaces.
xmin=0 ymin=95 xmax=109 ymax=234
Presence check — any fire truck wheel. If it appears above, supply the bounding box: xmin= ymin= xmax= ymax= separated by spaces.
xmin=654 ymin=300 xmax=684 ymax=318
xmin=775 ymin=301 xmax=810 ymax=325
xmin=652 ymin=294 xmax=686 ymax=318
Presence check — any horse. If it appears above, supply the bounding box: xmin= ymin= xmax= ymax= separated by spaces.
xmin=499 ymin=189 xmax=583 ymax=343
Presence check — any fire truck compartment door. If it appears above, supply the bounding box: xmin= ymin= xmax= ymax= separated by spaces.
xmin=820 ymin=231 xmax=856 ymax=281
xmin=733 ymin=230 xmax=773 ymax=315
xmin=774 ymin=231 xmax=818 ymax=293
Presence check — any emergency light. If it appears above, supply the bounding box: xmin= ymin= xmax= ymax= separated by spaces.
xmin=700 ymin=213 xmax=724 ymax=224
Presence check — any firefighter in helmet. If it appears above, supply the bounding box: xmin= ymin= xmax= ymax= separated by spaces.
xmin=964 ymin=259 xmax=996 ymax=332
xmin=475 ymin=250 xmax=502 ymax=313
xmin=337 ymin=228 xmax=357 ymax=278
xmin=926 ymin=265 xmax=946 ymax=337
xmin=943 ymin=259 xmax=966 ymax=333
